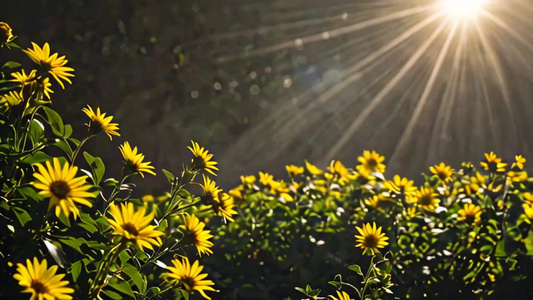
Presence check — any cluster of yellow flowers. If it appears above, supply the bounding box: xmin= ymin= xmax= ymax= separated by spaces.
xmin=2 ymin=23 xmax=223 ymax=300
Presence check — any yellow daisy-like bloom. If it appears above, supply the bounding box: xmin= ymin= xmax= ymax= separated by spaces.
xmin=11 ymin=69 xmax=37 ymax=85
xmin=82 ymin=105 xmax=120 ymax=140
xmin=328 ymin=160 xmax=349 ymax=178
xmin=508 ymin=170 xmax=528 ymax=183
xmin=523 ymin=192 xmax=533 ymax=204
xmin=480 ymin=152 xmax=507 ymax=173
xmin=213 ymin=192 xmax=238 ymax=223
xmin=201 ymin=175 xmax=222 ymax=201
xmin=188 ymin=141 xmax=218 ymax=176
xmin=457 ymin=203 xmax=482 ymax=225
xmin=305 ymin=161 xmax=324 ymax=175
xmin=39 ymin=77 xmax=54 ymax=99
xmin=228 ymin=186 xmax=243 ymax=199
xmin=106 ymin=202 xmax=164 ymax=251
xmin=365 ymin=194 xmax=386 ymax=208
xmin=258 ymin=171 xmax=274 ymax=186
xmin=406 ymin=206 xmax=421 ymax=218
xmin=409 ymin=187 xmax=440 ymax=211
xmin=357 ymin=150 xmax=386 ymax=173
xmin=522 ymin=203 xmax=533 ymax=220
xmin=511 ymin=155 xmax=526 ymax=170
xmin=286 ymin=164 xmax=304 ymax=177
xmin=166 ymin=256 xmax=216 ymax=300
xmin=384 ymin=175 xmax=417 ymax=195
xmin=0 ymin=90 xmax=24 ymax=108
xmin=0 ymin=22 xmax=15 ymax=45
xmin=429 ymin=162 xmax=454 ymax=183
xmin=240 ymin=175 xmax=256 ymax=185
xmin=23 ymin=42 xmax=75 ymax=89
xmin=181 ymin=214 xmax=214 ymax=256
xmin=119 ymin=141 xmax=156 ymax=177
xmin=330 ymin=290 xmax=351 ymax=300
xmin=355 ymin=222 xmax=389 ymax=254
xmin=355 ymin=168 xmax=376 ymax=186
xmin=33 ymin=157 xmax=94 ymax=219
xmin=13 ymin=257 xmax=74 ymax=300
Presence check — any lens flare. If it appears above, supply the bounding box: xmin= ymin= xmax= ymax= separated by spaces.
xmin=441 ymin=0 xmax=487 ymax=18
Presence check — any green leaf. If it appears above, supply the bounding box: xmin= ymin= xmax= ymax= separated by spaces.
xmin=28 ymin=119 xmax=44 ymax=146
xmin=57 ymin=211 xmax=71 ymax=227
xmin=2 ymin=61 xmax=21 ymax=69
xmin=17 ymin=186 xmax=43 ymax=201
xmin=43 ymin=106 xmax=66 ymax=137
xmin=162 ymin=169 xmax=175 ymax=184
xmin=109 ymin=279 xmax=135 ymax=297
xmin=21 ymin=151 xmax=52 ymax=165
xmin=102 ymin=289 xmax=122 ymax=299
xmin=70 ymin=260 xmax=82 ymax=282
xmin=59 ymin=237 xmax=87 ymax=253
xmin=13 ymin=207 xmax=32 ymax=226
xmin=118 ymin=250 xmax=130 ymax=265
xmin=63 ymin=124 xmax=73 ymax=139
xmin=83 ymin=152 xmax=105 ymax=185
xmin=123 ymin=263 xmax=145 ymax=293
xmin=349 ymin=264 xmax=364 ymax=276
xmin=53 ymin=139 xmax=73 ymax=157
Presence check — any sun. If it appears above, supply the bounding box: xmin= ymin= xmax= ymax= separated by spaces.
xmin=440 ymin=0 xmax=488 ymax=19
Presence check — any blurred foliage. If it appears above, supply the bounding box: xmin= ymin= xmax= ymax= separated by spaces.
xmin=208 ymin=152 xmax=533 ymax=299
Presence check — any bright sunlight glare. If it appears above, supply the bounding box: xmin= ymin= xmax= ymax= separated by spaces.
xmin=441 ymin=0 xmax=487 ymax=18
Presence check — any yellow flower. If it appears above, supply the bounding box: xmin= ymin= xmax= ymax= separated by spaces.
xmin=181 ymin=214 xmax=213 ymax=256
xmin=480 ymin=152 xmax=507 ymax=173
xmin=23 ymin=43 xmax=75 ymax=89
xmin=409 ymin=187 xmax=440 ymax=211
xmin=240 ymin=175 xmax=256 ymax=185
xmin=119 ymin=141 xmax=156 ymax=177
xmin=508 ymin=170 xmax=528 ymax=182
xmin=258 ymin=171 xmax=274 ymax=186
xmin=305 ymin=161 xmax=324 ymax=175
xmin=33 ymin=157 xmax=94 ymax=219
xmin=201 ymin=175 xmax=222 ymax=202
xmin=106 ymin=202 xmax=164 ymax=251
xmin=82 ymin=105 xmax=120 ymax=140
xmin=384 ymin=175 xmax=417 ymax=195
xmin=166 ymin=256 xmax=216 ymax=300
xmin=0 ymin=90 xmax=24 ymax=108
xmin=365 ymin=194 xmax=386 ymax=208
xmin=286 ymin=165 xmax=304 ymax=177
xmin=355 ymin=222 xmax=389 ymax=254
xmin=523 ymin=192 xmax=533 ymax=204
xmin=142 ymin=195 xmax=155 ymax=202
xmin=357 ymin=150 xmax=386 ymax=173
xmin=330 ymin=290 xmax=351 ymax=300
xmin=429 ymin=162 xmax=454 ymax=183
xmin=0 ymin=22 xmax=15 ymax=45
xmin=228 ymin=186 xmax=243 ymax=199
xmin=406 ymin=207 xmax=421 ymax=218
xmin=11 ymin=69 xmax=36 ymax=85
xmin=511 ymin=155 xmax=526 ymax=170
xmin=355 ymin=168 xmax=376 ymax=186
xmin=213 ymin=192 xmax=238 ymax=222
xmin=457 ymin=203 xmax=482 ymax=225
xmin=188 ymin=141 xmax=218 ymax=176
xmin=13 ymin=257 xmax=74 ymax=300
xmin=523 ymin=203 xmax=533 ymax=220
xmin=328 ymin=160 xmax=349 ymax=178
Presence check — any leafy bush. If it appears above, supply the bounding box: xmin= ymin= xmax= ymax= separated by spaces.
xmin=208 ymin=151 xmax=533 ymax=299
xmin=0 ymin=23 xmax=236 ymax=300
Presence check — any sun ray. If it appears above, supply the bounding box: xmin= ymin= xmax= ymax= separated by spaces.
xmin=391 ymin=20 xmax=458 ymax=163
xmin=217 ymin=5 xmax=434 ymax=63
xmin=481 ymin=11 xmax=533 ymax=52
xmin=325 ymin=18 xmax=450 ymax=162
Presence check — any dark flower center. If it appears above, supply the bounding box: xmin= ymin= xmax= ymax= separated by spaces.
xmin=192 ymin=156 xmax=207 ymax=170
xmin=420 ymin=195 xmax=433 ymax=206
xmin=437 ymin=171 xmax=448 ymax=181
xmin=465 ymin=214 xmax=476 ymax=224
xmin=181 ymin=276 xmax=196 ymax=291
xmin=367 ymin=159 xmax=377 ymax=168
xmin=50 ymin=181 xmax=70 ymax=199
xmin=364 ymin=235 xmax=378 ymax=249
xmin=31 ymin=280 xmax=48 ymax=294
xmin=121 ymin=223 xmax=139 ymax=236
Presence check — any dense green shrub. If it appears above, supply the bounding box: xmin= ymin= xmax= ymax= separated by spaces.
xmin=208 ymin=152 xmax=533 ymax=299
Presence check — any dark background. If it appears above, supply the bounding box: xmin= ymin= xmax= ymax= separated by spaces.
xmin=3 ymin=0 xmax=532 ymax=190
